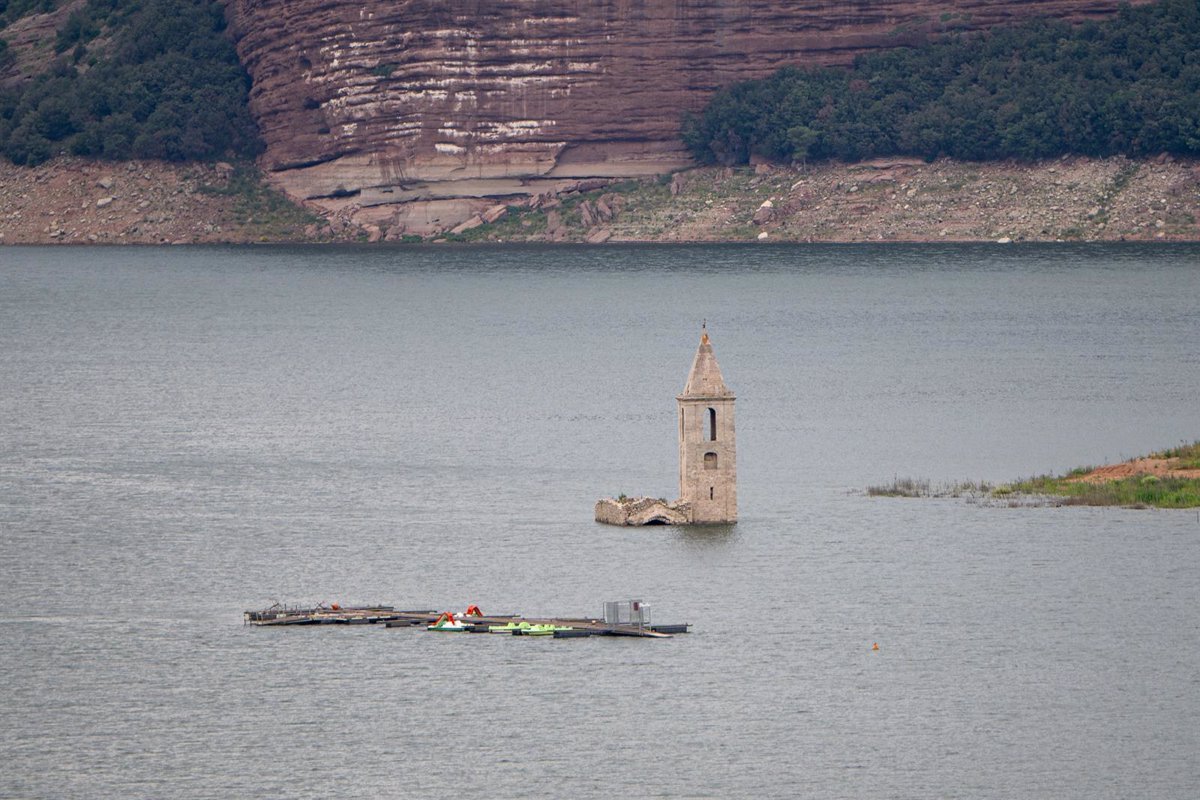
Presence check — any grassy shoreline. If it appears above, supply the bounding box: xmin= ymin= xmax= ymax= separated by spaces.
xmin=1001 ymin=474 xmax=1200 ymax=508
xmin=869 ymin=442 xmax=1200 ymax=509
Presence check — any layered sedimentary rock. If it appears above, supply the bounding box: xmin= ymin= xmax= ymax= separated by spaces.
xmin=225 ymin=0 xmax=1148 ymax=233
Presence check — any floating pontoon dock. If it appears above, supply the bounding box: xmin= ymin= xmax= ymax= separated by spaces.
xmin=244 ymin=601 xmax=688 ymax=639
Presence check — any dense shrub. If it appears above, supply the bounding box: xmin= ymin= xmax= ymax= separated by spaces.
xmin=0 ymin=0 xmax=262 ymax=165
xmin=1 ymin=0 xmax=58 ymax=27
xmin=683 ymin=0 xmax=1200 ymax=164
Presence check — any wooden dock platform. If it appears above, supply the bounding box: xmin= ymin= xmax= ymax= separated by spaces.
xmin=244 ymin=604 xmax=689 ymax=638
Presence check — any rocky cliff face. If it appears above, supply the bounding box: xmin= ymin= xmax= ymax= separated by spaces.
xmin=226 ymin=0 xmax=1148 ymax=235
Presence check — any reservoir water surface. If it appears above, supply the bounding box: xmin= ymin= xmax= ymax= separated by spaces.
xmin=1 ymin=243 xmax=1198 ymax=799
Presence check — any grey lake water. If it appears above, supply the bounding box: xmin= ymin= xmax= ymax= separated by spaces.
xmin=1 ymin=243 xmax=1198 ymax=799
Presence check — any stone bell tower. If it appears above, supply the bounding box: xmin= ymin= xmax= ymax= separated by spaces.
xmin=677 ymin=326 xmax=737 ymax=524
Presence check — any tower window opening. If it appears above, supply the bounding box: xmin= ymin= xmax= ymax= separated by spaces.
xmin=708 ymin=407 xmax=717 ymax=441
xmin=704 ymin=452 xmax=718 ymax=470
xmin=710 ymin=486 xmax=714 ymax=500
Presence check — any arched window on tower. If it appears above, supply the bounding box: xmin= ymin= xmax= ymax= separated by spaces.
xmin=704 ymin=452 xmax=718 ymax=470
xmin=708 ymin=407 xmax=717 ymax=441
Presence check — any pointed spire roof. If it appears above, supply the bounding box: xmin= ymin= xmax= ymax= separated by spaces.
xmin=679 ymin=326 xmax=734 ymax=399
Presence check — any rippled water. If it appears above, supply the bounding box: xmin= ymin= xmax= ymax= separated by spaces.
xmin=2 ymin=243 xmax=1198 ymax=799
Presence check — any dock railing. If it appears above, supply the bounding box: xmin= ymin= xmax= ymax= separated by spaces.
xmin=602 ymin=600 xmax=651 ymax=632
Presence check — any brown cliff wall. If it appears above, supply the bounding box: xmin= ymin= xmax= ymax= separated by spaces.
xmin=226 ymin=0 xmax=1149 ymax=234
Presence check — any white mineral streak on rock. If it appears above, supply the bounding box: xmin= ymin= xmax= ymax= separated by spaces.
xmin=228 ymin=0 xmax=1139 ymax=233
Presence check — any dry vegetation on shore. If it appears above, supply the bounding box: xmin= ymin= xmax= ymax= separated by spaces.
xmin=0 ymin=158 xmax=345 ymax=244
xmin=2 ymin=154 xmax=1199 ymax=245
xmin=459 ymin=155 xmax=1199 ymax=244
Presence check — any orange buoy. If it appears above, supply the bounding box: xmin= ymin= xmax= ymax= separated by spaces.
xmin=872 ymin=642 xmax=879 ymax=651
xmin=331 ymin=603 xmax=340 ymax=611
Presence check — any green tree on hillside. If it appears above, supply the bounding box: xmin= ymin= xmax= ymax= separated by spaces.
xmin=0 ymin=0 xmax=261 ymax=165
xmin=684 ymin=0 xmax=1200 ymax=165
xmin=1 ymin=0 xmax=58 ymax=27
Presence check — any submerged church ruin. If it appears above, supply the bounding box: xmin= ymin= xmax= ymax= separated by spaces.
xmin=595 ymin=327 xmax=737 ymax=526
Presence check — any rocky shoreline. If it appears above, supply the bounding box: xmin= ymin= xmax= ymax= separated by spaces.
xmin=0 ymin=159 xmax=354 ymax=245
xmin=2 ymin=154 xmax=1198 ymax=245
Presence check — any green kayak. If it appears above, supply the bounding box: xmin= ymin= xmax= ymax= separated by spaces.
xmin=521 ymin=624 xmax=575 ymax=636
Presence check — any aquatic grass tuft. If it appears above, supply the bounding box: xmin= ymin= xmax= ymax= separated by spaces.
xmin=867 ymin=477 xmax=992 ymax=498
xmin=867 ymin=476 xmax=930 ymax=497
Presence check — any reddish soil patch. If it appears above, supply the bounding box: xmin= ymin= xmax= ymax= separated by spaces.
xmin=1068 ymin=457 xmax=1200 ymax=484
